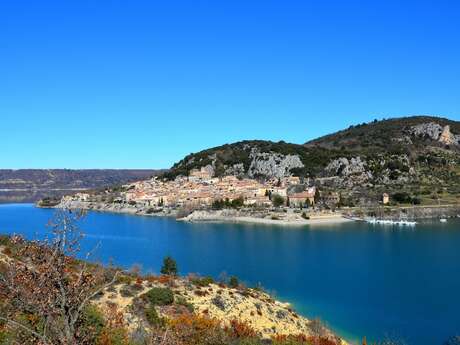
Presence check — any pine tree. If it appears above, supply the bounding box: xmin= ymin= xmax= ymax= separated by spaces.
xmin=228 ymin=276 xmax=239 ymax=288
xmin=160 ymin=256 xmax=178 ymax=276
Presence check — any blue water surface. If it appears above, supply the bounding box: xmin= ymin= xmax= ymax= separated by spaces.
xmin=0 ymin=204 xmax=459 ymax=345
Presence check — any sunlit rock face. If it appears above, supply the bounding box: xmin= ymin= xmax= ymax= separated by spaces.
xmin=439 ymin=125 xmax=455 ymax=145
xmin=247 ymin=149 xmax=304 ymax=179
xmin=409 ymin=122 xmax=460 ymax=145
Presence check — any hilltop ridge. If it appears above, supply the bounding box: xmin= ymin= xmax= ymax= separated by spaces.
xmin=305 ymin=115 xmax=460 ymax=151
xmin=156 ymin=115 xmax=460 ymax=207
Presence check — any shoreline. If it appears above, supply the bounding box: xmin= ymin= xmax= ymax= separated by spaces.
xmin=39 ymin=200 xmax=354 ymax=227
xmin=35 ymin=200 xmax=460 ymax=227
xmin=179 ymin=211 xmax=353 ymax=226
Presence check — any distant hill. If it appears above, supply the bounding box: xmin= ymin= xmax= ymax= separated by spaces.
xmin=0 ymin=169 xmax=162 ymax=203
xmin=305 ymin=115 xmax=460 ymax=153
xmin=162 ymin=115 xmax=460 ymax=205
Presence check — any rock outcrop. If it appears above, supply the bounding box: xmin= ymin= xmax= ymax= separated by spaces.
xmin=410 ymin=122 xmax=445 ymax=140
xmin=409 ymin=122 xmax=460 ymax=145
xmin=321 ymin=157 xmax=372 ymax=188
xmin=439 ymin=125 xmax=456 ymax=145
xmin=325 ymin=157 xmax=367 ymax=177
xmin=247 ymin=149 xmax=304 ymax=179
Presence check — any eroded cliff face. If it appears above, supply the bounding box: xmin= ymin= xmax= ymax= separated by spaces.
xmin=186 ymin=148 xmax=305 ymax=179
xmin=409 ymin=122 xmax=460 ymax=145
xmin=247 ymin=149 xmax=304 ymax=179
xmin=320 ymin=154 xmax=417 ymax=190
xmin=325 ymin=157 xmax=368 ymax=177
xmin=321 ymin=157 xmax=371 ymax=189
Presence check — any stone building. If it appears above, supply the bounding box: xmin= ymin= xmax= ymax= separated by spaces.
xmin=382 ymin=193 xmax=390 ymax=205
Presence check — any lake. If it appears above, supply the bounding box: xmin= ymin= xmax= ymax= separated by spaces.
xmin=0 ymin=204 xmax=459 ymax=344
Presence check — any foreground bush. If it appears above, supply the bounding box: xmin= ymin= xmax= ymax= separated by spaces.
xmin=80 ymin=305 xmax=106 ymax=343
xmin=167 ymin=314 xmax=228 ymax=345
xmin=0 ymin=210 xmax=121 ymax=345
xmin=144 ymin=287 xmax=174 ymax=306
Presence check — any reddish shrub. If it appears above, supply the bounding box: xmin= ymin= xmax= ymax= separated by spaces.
xmin=272 ymin=334 xmax=339 ymax=345
xmin=158 ymin=275 xmax=172 ymax=284
xmin=168 ymin=314 xmax=226 ymax=345
xmin=306 ymin=337 xmax=340 ymax=345
xmin=226 ymin=319 xmax=256 ymax=338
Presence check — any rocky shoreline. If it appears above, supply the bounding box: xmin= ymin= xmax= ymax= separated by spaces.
xmin=179 ymin=209 xmax=352 ymax=226
xmin=47 ymin=199 xmax=176 ymax=217
xmin=39 ymin=200 xmax=460 ymax=226
xmin=42 ymin=200 xmax=352 ymax=226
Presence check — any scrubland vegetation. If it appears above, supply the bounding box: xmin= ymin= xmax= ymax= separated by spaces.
xmin=0 ymin=210 xmax=344 ymax=345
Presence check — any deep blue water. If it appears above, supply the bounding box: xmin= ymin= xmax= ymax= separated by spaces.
xmin=1 ymin=204 xmax=459 ymax=345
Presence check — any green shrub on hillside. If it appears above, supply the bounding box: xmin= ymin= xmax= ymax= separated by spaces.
xmin=80 ymin=305 xmax=106 ymax=342
xmin=145 ymin=305 xmax=164 ymax=327
xmin=191 ymin=276 xmax=214 ymax=287
xmin=392 ymin=192 xmax=422 ymax=205
xmin=144 ymin=287 xmax=174 ymax=306
xmin=0 ymin=235 xmax=10 ymax=246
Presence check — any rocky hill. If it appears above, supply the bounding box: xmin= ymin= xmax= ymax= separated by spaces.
xmin=163 ymin=116 xmax=460 ymax=206
xmin=0 ymin=169 xmax=161 ymax=203
xmin=305 ymin=115 xmax=460 ymax=152
xmin=163 ymin=140 xmax=344 ymax=180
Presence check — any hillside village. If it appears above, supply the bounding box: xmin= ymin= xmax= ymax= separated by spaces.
xmin=62 ymin=166 xmax=324 ymax=211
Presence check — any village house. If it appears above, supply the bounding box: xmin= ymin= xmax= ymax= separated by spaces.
xmin=244 ymin=195 xmax=272 ymax=206
xmin=285 ymin=176 xmax=300 ymax=185
xmin=288 ymin=187 xmax=316 ymax=207
xmin=269 ymin=187 xmax=288 ymax=197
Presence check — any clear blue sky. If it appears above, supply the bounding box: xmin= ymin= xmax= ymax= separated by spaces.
xmin=1 ymin=0 xmax=459 ymax=169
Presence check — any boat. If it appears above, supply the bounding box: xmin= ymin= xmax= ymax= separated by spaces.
xmin=365 ymin=218 xmax=416 ymax=227
xmin=440 ymin=218 xmax=448 ymax=223
xmin=398 ymin=220 xmax=417 ymax=226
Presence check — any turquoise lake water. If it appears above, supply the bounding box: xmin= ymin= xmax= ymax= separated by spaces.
xmin=0 ymin=204 xmax=459 ymax=344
